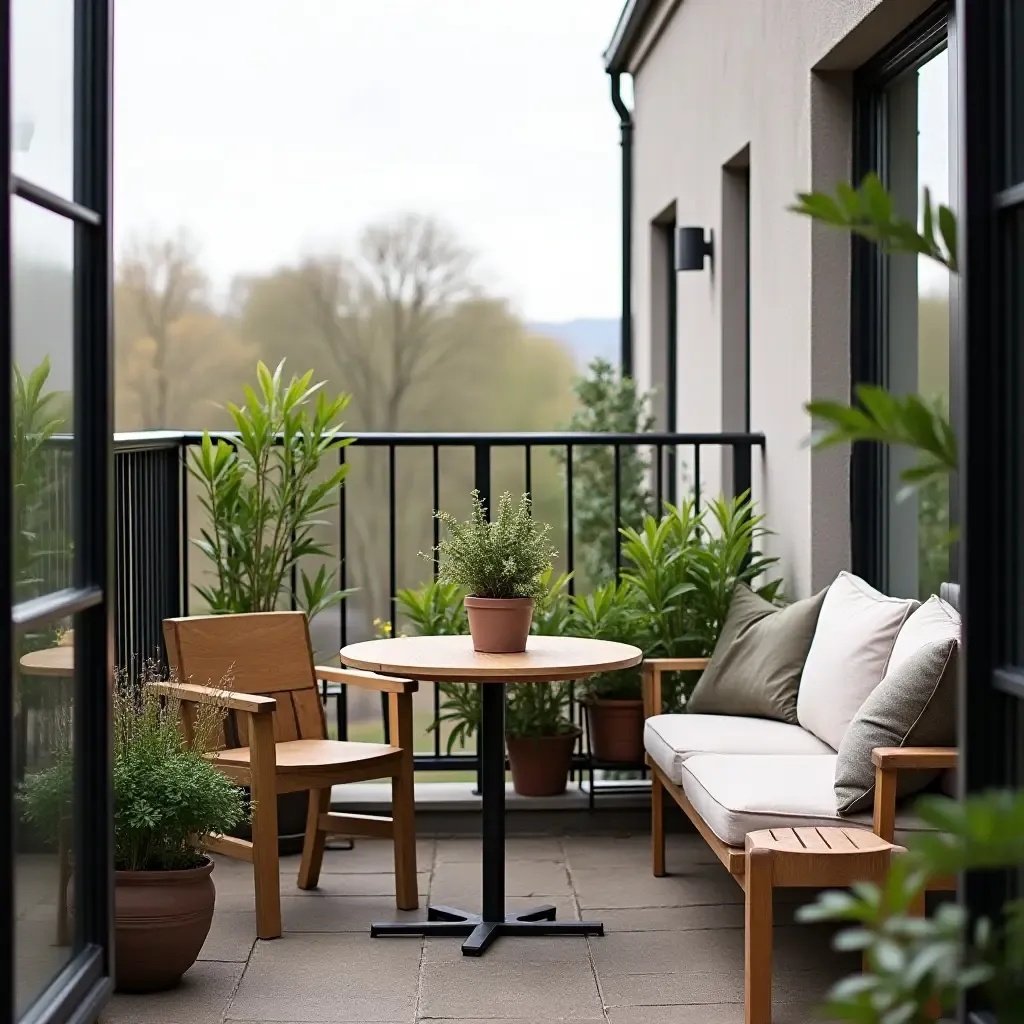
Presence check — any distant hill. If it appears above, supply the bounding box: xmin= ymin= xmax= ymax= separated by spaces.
xmin=528 ymin=318 xmax=618 ymax=369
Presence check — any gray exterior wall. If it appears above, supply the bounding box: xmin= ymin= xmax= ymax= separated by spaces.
xmin=624 ymin=0 xmax=935 ymax=596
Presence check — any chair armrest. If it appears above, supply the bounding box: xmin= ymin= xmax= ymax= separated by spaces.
xmin=147 ymin=681 xmax=276 ymax=715
xmin=316 ymin=666 xmax=418 ymax=695
xmin=871 ymin=747 xmax=959 ymax=770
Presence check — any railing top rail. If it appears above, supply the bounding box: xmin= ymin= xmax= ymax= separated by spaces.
xmin=109 ymin=429 xmax=767 ymax=449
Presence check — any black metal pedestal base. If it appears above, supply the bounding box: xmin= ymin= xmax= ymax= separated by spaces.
xmin=371 ymin=904 xmax=605 ymax=956
xmin=370 ymin=682 xmax=604 ymax=956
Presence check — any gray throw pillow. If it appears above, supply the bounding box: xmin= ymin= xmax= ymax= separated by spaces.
xmin=686 ymin=585 xmax=827 ymax=723
xmin=834 ymin=638 xmax=958 ymax=814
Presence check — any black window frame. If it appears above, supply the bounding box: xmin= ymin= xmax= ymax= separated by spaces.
xmin=0 ymin=1 xmax=115 ymax=1022
xmin=850 ymin=0 xmax=954 ymax=593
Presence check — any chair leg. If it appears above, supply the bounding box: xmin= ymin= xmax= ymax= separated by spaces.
xmin=392 ymin=761 xmax=419 ymax=911
xmin=297 ymin=788 xmax=331 ymax=891
xmin=652 ymin=772 xmax=666 ymax=877
xmin=249 ymin=716 xmax=282 ymax=940
xmin=745 ymin=849 xmax=774 ymax=1024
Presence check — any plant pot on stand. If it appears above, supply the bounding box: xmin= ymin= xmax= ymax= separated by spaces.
xmin=506 ymin=727 xmax=581 ymax=797
xmin=586 ymin=697 xmax=645 ymax=764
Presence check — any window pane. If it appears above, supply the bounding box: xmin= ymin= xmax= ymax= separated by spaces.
xmin=13 ymin=198 xmax=76 ymax=607
xmin=1010 ymin=0 xmax=1024 ymax=186
xmin=14 ymin=616 xmax=77 ymax=1014
xmin=12 ymin=0 xmax=74 ymax=198
xmin=885 ymin=48 xmax=951 ymax=600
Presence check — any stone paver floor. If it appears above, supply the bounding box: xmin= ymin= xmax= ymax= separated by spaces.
xmin=99 ymin=833 xmax=857 ymax=1023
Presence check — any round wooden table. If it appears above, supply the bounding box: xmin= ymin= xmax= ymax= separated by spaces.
xmin=19 ymin=646 xmax=74 ymax=677
xmin=340 ymin=634 xmax=642 ymax=956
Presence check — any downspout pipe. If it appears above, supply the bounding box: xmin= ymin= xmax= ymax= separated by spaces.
xmin=610 ymin=71 xmax=634 ymax=378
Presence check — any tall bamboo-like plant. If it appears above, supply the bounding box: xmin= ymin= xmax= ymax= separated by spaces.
xmin=189 ymin=360 xmax=354 ymax=618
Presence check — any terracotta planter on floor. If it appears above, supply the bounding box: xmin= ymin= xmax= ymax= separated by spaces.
xmin=587 ymin=698 xmax=645 ymax=764
xmin=74 ymin=858 xmax=216 ymax=992
xmin=506 ymin=728 xmax=580 ymax=796
xmin=464 ymin=596 xmax=534 ymax=653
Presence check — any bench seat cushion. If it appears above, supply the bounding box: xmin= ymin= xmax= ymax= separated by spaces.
xmin=678 ymin=753 xmax=935 ymax=847
xmin=644 ymin=713 xmax=834 ymax=786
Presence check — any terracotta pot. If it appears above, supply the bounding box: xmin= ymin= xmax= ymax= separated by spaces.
xmin=506 ymin=728 xmax=580 ymax=796
xmin=464 ymin=596 xmax=534 ymax=653
xmin=587 ymin=698 xmax=645 ymax=764
xmin=73 ymin=859 xmax=216 ymax=993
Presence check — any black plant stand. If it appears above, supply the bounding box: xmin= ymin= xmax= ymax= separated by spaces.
xmin=370 ymin=682 xmax=605 ymax=956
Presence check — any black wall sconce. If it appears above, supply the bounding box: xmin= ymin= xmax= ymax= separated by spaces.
xmin=675 ymin=226 xmax=714 ymax=271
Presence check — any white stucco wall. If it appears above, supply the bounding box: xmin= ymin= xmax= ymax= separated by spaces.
xmin=628 ymin=0 xmax=934 ymax=596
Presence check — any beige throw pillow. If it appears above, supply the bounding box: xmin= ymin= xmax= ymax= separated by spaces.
xmin=796 ymin=572 xmax=918 ymax=750
xmin=686 ymin=585 xmax=827 ymax=723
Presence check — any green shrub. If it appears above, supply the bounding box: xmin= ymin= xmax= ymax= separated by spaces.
xmin=19 ymin=662 xmax=246 ymax=872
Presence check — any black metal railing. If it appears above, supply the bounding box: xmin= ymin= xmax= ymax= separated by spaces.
xmin=104 ymin=429 xmax=765 ymax=791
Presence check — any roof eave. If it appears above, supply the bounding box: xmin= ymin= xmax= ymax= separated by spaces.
xmin=603 ymin=0 xmax=654 ymax=72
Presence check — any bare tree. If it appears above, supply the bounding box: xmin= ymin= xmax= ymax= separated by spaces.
xmin=298 ymin=214 xmax=478 ymax=431
xmin=116 ymin=231 xmax=209 ymax=429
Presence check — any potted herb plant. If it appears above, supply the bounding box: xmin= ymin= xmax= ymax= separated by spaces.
xmin=431 ymin=490 xmax=557 ymax=653
xmin=19 ymin=663 xmax=245 ymax=993
xmin=189 ymin=359 xmax=353 ymax=853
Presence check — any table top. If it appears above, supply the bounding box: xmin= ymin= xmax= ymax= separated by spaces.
xmin=19 ymin=646 xmax=74 ymax=677
xmin=339 ymin=635 xmax=642 ymax=683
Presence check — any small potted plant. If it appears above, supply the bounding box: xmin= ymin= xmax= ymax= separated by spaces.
xmin=505 ymin=681 xmax=579 ymax=796
xmin=431 ymin=490 xmax=557 ymax=653
xmin=571 ymin=582 xmax=649 ymax=764
xmin=19 ymin=662 xmax=246 ymax=993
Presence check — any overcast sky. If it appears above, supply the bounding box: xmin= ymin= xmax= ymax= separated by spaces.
xmin=111 ymin=0 xmax=627 ymax=322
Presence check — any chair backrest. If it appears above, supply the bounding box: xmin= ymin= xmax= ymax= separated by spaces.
xmin=163 ymin=611 xmax=327 ymax=748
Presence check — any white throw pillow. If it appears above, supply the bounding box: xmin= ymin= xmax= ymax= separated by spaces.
xmin=796 ymin=571 xmax=918 ymax=750
xmin=888 ymin=594 xmax=960 ymax=675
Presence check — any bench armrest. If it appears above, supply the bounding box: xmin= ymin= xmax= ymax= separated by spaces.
xmin=642 ymin=657 xmax=710 ymax=718
xmin=316 ymin=665 xmax=418 ymax=695
xmin=871 ymin=747 xmax=959 ymax=770
xmin=871 ymin=746 xmax=959 ymax=842
xmin=147 ymin=681 xmax=276 ymax=715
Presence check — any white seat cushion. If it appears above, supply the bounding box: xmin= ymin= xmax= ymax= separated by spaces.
xmin=644 ymin=713 xmax=834 ymax=786
xmin=678 ymin=753 xmax=935 ymax=847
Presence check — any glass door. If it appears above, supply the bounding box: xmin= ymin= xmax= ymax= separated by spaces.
xmin=1 ymin=0 xmax=114 ymax=1021
xmin=958 ymin=0 xmax=1024 ymax=1019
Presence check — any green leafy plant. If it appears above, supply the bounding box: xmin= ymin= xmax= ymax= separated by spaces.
xmin=569 ymin=580 xmax=648 ymax=702
xmin=791 ymin=174 xmax=958 ymax=512
xmin=559 ymin=358 xmax=654 ymax=588
xmin=396 ymin=579 xmax=468 ymax=637
xmin=188 ymin=360 xmax=354 ymax=619
xmin=19 ymin=661 xmax=246 ymax=871
xmin=620 ymin=493 xmax=781 ymax=656
xmin=798 ymin=791 xmax=1024 ymax=1022
xmin=505 ymin=680 xmax=576 ymax=741
xmin=429 ymin=490 xmax=557 ymax=600
xmin=13 ymin=358 xmax=72 ymax=655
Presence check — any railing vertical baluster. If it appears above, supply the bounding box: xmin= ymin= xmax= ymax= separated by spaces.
xmin=655 ymin=441 xmax=664 ymax=512
xmin=565 ymin=444 xmax=574 ymax=595
xmin=613 ymin=443 xmax=622 ymax=576
xmin=732 ymin=440 xmax=752 ymax=500
xmin=473 ymin=443 xmax=492 ymax=794
xmin=431 ymin=445 xmax=440 ymax=578
xmin=693 ymin=444 xmax=702 ymax=511
xmin=339 ymin=443 xmax=347 ymax=648
xmin=383 ymin=443 xmax=398 ymax=745
xmin=180 ymin=441 xmax=189 ymax=617
xmin=524 ymin=445 xmax=532 ymax=501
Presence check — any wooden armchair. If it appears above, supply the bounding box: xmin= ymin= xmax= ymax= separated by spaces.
xmin=159 ymin=611 xmax=419 ymax=940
